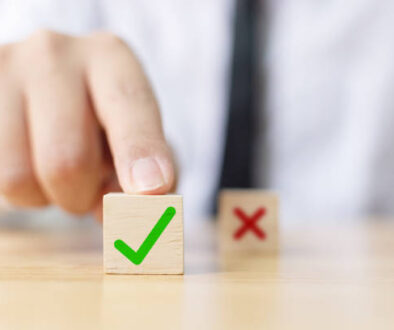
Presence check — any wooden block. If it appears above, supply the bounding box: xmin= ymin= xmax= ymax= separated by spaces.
xmin=103 ymin=193 xmax=183 ymax=274
xmin=218 ymin=189 xmax=279 ymax=254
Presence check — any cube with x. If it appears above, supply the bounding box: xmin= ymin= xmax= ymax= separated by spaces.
xmin=233 ymin=207 xmax=266 ymax=240
xmin=218 ymin=190 xmax=279 ymax=253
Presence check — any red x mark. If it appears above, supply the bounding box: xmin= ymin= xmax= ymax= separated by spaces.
xmin=233 ymin=207 xmax=266 ymax=240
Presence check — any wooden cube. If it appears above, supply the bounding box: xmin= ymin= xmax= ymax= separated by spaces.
xmin=103 ymin=193 xmax=184 ymax=274
xmin=218 ymin=189 xmax=279 ymax=254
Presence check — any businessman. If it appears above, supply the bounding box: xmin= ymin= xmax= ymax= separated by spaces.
xmin=0 ymin=0 xmax=393 ymax=223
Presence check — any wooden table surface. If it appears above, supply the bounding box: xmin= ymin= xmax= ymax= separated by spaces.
xmin=0 ymin=216 xmax=393 ymax=329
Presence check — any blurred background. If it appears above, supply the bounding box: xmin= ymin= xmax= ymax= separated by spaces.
xmin=1 ymin=0 xmax=394 ymax=226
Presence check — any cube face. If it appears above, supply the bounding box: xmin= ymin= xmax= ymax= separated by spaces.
xmin=103 ymin=193 xmax=183 ymax=274
xmin=218 ymin=189 xmax=279 ymax=253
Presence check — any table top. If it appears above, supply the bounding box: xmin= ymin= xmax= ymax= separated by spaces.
xmin=0 ymin=216 xmax=393 ymax=329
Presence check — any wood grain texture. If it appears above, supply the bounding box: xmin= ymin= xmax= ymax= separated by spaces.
xmin=0 ymin=215 xmax=394 ymax=329
xmin=218 ymin=189 xmax=279 ymax=254
xmin=103 ymin=193 xmax=183 ymax=274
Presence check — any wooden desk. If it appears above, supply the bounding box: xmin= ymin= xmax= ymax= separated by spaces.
xmin=0 ymin=217 xmax=393 ymax=329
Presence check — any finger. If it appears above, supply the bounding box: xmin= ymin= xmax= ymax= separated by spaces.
xmin=24 ymin=42 xmax=102 ymax=214
xmin=84 ymin=33 xmax=175 ymax=194
xmin=0 ymin=79 xmax=48 ymax=206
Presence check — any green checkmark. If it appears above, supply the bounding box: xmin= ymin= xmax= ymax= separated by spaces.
xmin=114 ymin=206 xmax=176 ymax=265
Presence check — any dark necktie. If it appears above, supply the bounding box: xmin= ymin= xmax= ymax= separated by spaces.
xmin=218 ymin=0 xmax=262 ymax=190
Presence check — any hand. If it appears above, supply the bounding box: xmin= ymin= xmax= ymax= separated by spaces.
xmin=0 ymin=30 xmax=175 ymax=217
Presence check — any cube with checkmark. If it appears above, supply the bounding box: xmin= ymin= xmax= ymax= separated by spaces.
xmin=103 ymin=193 xmax=184 ymax=274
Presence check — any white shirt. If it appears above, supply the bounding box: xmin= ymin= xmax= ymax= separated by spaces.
xmin=264 ymin=0 xmax=394 ymax=222
xmin=0 ymin=0 xmax=393 ymax=224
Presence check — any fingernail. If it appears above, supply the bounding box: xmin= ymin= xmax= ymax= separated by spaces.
xmin=130 ymin=157 xmax=166 ymax=192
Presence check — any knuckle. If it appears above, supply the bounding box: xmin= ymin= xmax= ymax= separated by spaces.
xmin=90 ymin=31 xmax=127 ymax=50
xmin=29 ymin=29 xmax=62 ymax=49
xmin=107 ymin=80 xmax=155 ymax=113
xmin=120 ymin=79 xmax=154 ymax=102
xmin=27 ymin=30 xmax=66 ymax=67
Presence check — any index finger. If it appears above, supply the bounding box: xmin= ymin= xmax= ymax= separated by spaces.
xmin=83 ymin=33 xmax=175 ymax=194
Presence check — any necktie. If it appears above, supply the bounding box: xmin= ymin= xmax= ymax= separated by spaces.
xmin=218 ymin=0 xmax=262 ymax=190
